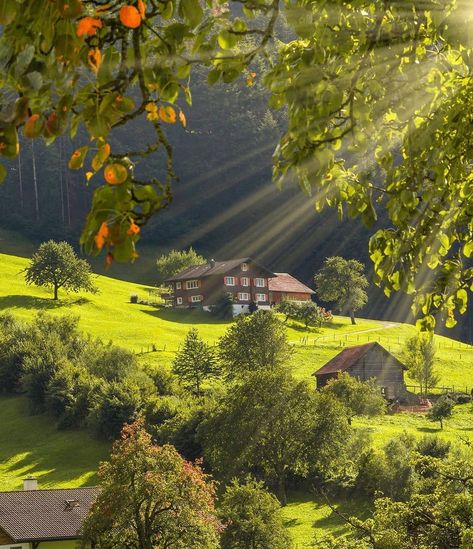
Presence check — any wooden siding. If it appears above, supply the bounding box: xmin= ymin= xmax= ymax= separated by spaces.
xmin=269 ymin=291 xmax=312 ymax=304
xmin=0 ymin=528 xmax=13 ymax=544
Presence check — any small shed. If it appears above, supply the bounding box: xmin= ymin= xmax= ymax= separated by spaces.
xmin=313 ymin=342 xmax=407 ymax=400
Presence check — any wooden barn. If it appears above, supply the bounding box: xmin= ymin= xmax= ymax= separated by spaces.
xmin=313 ymin=342 xmax=407 ymax=400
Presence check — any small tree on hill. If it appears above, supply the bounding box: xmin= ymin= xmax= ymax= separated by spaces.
xmin=276 ymin=300 xmax=298 ymax=323
xmin=295 ymin=301 xmax=326 ymax=328
xmin=156 ymin=248 xmax=206 ymax=284
xmin=172 ymin=328 xmax=220 ymax=395
xmin=428 ymin=395 xmax=454 ymax=430
xmin=219 ymin=478 xmax=293 ymax=548
xmin=323 ymin=373 xmax=386 ymax=424
xmin=25 ymin=240 xmax=97 ymax=300
xmin=314 ymin=257 xmax=368 ymax=325
xmin=81 ymin=420 xmax=221 ymax=549
xmin=402 ymin=334 xmax=439 ymax=395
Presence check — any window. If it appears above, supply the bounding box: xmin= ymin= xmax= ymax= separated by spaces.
xmin=224 ymin=276 xmax=236 ymax=286
xmin=238 ymin=292 xmax=250 ymax=301
xmin=241 ymin=277 xmax=249 ymax=287
xmin=191 ymin=295 xmax=202 ymax=303
xmin=254 ymin=278 xmax=265 ymax=287
xmin=241 ymin=262 xmax=248 ymax=271
xmin=176 ymin=297 xmax=183 ymax=305
xmin=186 ymin=280 xmax=199 ymax=289
xmin=255 ymin=293 xmax=267 ymax=302
xmin=176 ymin=282 xmax=181 ymax=289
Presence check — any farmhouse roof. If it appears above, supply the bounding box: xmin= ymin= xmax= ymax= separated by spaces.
xmin=0 ymin=486 xmax=98 ymax=542
xmin=268 ymin=273 xmax=315 ymax=294
xmin=166 ymin=257 xmax=275 ymax=282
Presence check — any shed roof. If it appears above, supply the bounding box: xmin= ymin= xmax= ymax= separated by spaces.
xmin=313 ymin=342 xmax=406 ymax=377
xmin=0 ymin=487 xmax=98 ymax=542
xmin=165 ymin=257 xmax=275 ymax=282
xmin=268 ymin=273 xmax=315 ymax=294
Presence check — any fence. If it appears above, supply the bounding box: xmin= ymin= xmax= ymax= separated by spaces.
xmin=406 ymin=384 xmax=471 ymax=395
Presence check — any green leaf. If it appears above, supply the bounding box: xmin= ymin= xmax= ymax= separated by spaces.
xmin=0 ymin=162 xmax=6 ymax=184
xmin=464 ymin=241 xmax=473 ymax=258
xmin=180 ymin=0 xmax=203 ymax=28
xmin=218 ymin=30 xmax=238 ymax=50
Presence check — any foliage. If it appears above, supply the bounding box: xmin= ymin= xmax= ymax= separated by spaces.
xmin=218 ymin=310 xmax=292 ymax=379
xmin=402 ymin=334 xmax=439 ymax=394
xmin=277 ymin=300 xmax=299 ymax=323
xmin=211 ymin=292 xmax=234 ymax=320
xmin=415 ymin=436 xmax=451 ymax=459
xmin=156 ymin=248 xmax=206 ymax=284
xmin=278 ymin=299 xmax=332 ymax=328
xmin=81 ymin=419 xmax=221 ymax=549
xmin=428 ymin=395 xmax=454 ymax=429
xmin=199 ymin=367 xmax=351 ymax=505
xmin=172 ymin=328 xmax=220 ymax=395
xmin=24 ymin=240 xmax=97 ymax=300
xmin=314 ymin=257 xmax=368 ymax=325
xmin=219 ymin=477 xmax=293 ymax=548
xmin=323 ymin=373 xmax=386 ymax=424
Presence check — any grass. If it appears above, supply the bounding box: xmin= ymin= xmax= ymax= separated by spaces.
xmin=2 ymin=251 xmax=473 ymax=544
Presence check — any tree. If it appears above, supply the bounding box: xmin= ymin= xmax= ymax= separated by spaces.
xmin=24 ymin=241 xmax=97 ymax=300
xmin=428 ymin=395 xmax=454 ymax=430
xmin=156 ymin=248 xmax=206 ymax=284
xmin=294 ymin=301 xmax=326 ymax=329
xmin=219 ymin=478 xmax=293 ymax=549
xmin=314 ymin=257 xmax=368 ymax=325
xmin=211 ymin=292 xmax=234 ymax=320
xmin=218 ymin=310 xmax=292 ymax=379
xmin=172 ymin=328 xmax=220 ymax=395
xmin=199 ymin=367 xmax=351 ymax=505
xmin=323 ymin=373 xmax=386 ymax=425
xmin=402 ymin=334 xmax=439 ymax=395
xmin=81 ymin=420 xmax=221 ymax=549
xmin=276 ymin=299 xmax=298 ymax=323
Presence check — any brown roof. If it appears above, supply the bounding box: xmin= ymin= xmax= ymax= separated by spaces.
xmin=166 ymin=257 xmax=275 ymax=282
xmin=0 ymin=487 xmax=98 ymax=541
xmin=268 ymin=273 xmax=315 ymax=294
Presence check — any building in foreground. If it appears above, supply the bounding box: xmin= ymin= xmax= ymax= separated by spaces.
xmin=0 ymin=478 xmax=97 ymax=549
xmin=313 ymin=342 xmax=407 ymax=400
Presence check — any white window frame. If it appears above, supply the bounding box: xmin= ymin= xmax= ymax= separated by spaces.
xmin=255 ymin=293 xmax=267 ymax=302
xmin=241 ymin=277 xmax=249 ymax=287
xmin=176 ymin=282 xmax=182 ymax=289
xmin=191 ymin=295 xmax=202 ymax=303
xmin=241 ymin=262 xmax=249 ymax=271
xmin=255 ymin=278 xmax=265 ymax=287
xmin=186 ymin=280 xmax=199 ymax=289
xmin=238 ymin=292 xmax=250 ymax=301
xmin=176 ymin=297 xmax=183 ymax=305
xmin=224 ymin=276 xmax=236 ymax=286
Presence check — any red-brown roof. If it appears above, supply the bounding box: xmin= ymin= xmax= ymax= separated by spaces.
xmin=165 ymin=258 xmax=275 ymax=282
xmin=268 ymin=273 xmax=315 ymax=294
xmin=313 ymin=343 xmax=378 ymax=376
xmin=0 ymin=487 xmax=98 ymax=541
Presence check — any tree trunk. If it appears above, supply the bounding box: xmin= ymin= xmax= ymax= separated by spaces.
xmin=440 ymin=418 xmax=443 ymax=430
xmin=350 ymin=310 xmax=356 ymax=325
xmin=31 ymin=140 xmax=39 ymax=221
xmin=54 ymin=285 xmax=58 ymax=300
xmin=17 ymin=147 xmax=24 ymax=212
xmin=277 ymin=470 xmax=287 ymax=507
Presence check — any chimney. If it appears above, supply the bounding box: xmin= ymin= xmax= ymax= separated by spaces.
xmin=23 ymin=476 xmax=38 ymax=491
xmin=209 ymin=259 xmax=216 ymax=268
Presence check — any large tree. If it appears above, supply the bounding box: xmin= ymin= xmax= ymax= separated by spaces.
xmin=81 ymin=419 xmax=221 ymax=549
xmin=402 ymin=334 xmax=439 ymax=395
xmin=314 ymin=257 xmax=368 ymax=325
xmin=24 ymin=240 xmax=97 ymax=300
xmin=156 ymin=248 xmax=206 ymax=284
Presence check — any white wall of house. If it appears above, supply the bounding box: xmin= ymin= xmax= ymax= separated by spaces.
xmin=0 ymin=544 xmax=28 ymax=549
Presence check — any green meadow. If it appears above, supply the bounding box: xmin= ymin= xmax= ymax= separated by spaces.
xmin=1 ymin=251 xmax=473 ymax=546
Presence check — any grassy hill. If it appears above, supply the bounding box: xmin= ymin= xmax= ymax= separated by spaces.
xmin=2 ymin=251 xmax=473 ymax=546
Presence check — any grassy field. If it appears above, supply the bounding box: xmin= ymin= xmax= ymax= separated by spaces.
xmin=2 ymin=251 xmax=473 ymax=545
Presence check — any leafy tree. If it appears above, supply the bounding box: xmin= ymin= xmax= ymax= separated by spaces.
xmin=276 ymin=300 xmax=299 ymax=323
xmin=0 ymin=314 xmax=29 ymax=393
xmin=294 ymin=301 xmax=326 ymax=329
xmin=81 ymin=419 xmax=221 ymax=549
xmin=314 ymin=257 xmax=368 ymax=325
xmin=156 ymin=248 xmax=206 ymax=284
xmin=199 ymin=367 xmax=350 ymax=505
xmin=402 ymin=334 xmax=439 ymax=395
xmin=24 ymin=240 xmax=97 ymax=300
xmin=323 ymin=373 xmax=386 ymax=425
xmin=428 ymin=395 xmax=454 ymax=430
xmin=211 ymin=292 xmax=234 ymax=320
xmin=219 ymin=477 xmax=293 ymax=548
xmin=218 ymin=310 xmax=292 ymax=379
xmin=172 ymin=328 xmax=220 ymax=395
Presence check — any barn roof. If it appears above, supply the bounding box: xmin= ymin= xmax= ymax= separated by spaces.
xmin=0 ymin=487 xmax=98 ymax=542
xmin=268 ymin=273 xmax=315 ymax=294
xmin=313 ymin=342 xmax=406 ymax=376
xmin=166 ymin=258 xmax=275 ymax=282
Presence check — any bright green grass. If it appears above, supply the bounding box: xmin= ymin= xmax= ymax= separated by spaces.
xmin=0 ymin=396 xmax=109 ymax=491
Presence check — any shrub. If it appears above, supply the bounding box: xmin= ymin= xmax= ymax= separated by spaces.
xmin=130 ymin=294 xmax=138 ymax=303
xmin=416 ymin=436 xmax=451 ymax=459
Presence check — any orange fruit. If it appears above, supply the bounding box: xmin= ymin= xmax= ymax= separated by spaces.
xmin=76 ymin=16 xmax=102 ymax=37
xmin=119 ymin=5 xmax=141 ymax=28
xmin=104 ymin=163 xmax=128 ymax=185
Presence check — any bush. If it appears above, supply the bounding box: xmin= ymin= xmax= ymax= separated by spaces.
xmin=416 ymin=436 xmax=451 ymax=459
xmin=211 ymin=292 xmax=234 ymax=320
xmin=130 ymin=294 xmax=138 ymax=303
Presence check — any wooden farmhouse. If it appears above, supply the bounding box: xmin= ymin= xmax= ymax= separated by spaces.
xmin=313 ymin=342 xmax=407 ymax=400
xmin=0 ymin=478 xmax=97 ymax=549
xmin=165 ymin=258 xmax=314 ymax=316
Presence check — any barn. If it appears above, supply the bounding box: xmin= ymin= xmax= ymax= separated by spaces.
xmin=313 ymin=342 xmax=407 ymax=400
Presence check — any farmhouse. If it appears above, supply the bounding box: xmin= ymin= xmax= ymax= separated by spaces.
xmin=268 ymin=272 xmax=315 ymax=305
xmin=313 ymin=342 xmax=407 ymax=400
xmin=0 ymin=478 xmax=97 ymax=549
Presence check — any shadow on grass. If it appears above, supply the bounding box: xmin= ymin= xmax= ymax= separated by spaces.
xmin=0 ymin=295 xmax=92 ymax=311
xmin=139 ymin=307 xmax=231 ymax=325
xmin=417 ymin=426 xmax=441 ymax=433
